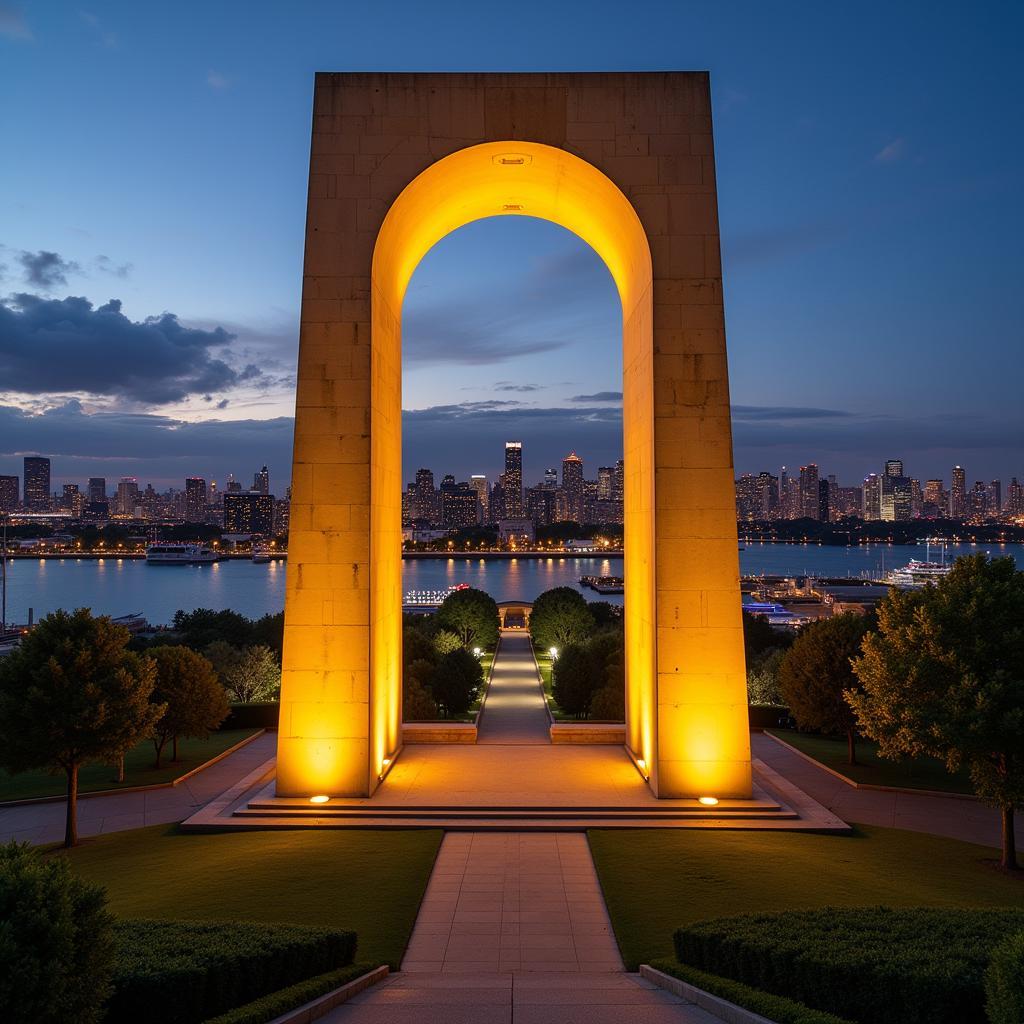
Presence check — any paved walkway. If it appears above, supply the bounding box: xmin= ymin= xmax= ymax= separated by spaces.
xmin=754 ymin=731 xmax=1023 ymax=849
xmin=323 ymin=832 xmax=718 ymax=1023
xmin=0 ymin=730 xmax=276 ymax=845
xmin=476 ymin=631 xmax=551 ymax=744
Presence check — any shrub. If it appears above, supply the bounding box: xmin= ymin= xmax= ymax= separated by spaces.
xmin=674 ymin=907 xmax=1024 ymax=1024
xmin=428 ymin=648 xmax=483 ymax=718
xmin=552 ymin=633 xmax=622 ymax=718
xmin=222 ymin=645 xmax=281 ymax=703
xmin=432 ymin=629 xmax=462 ymax=656
xmin=986 ymin=930 xmax=1024 ymax=1024
xmin=0 ymin=841 xmax=115 ymax=1024
xmin=204 ymin=963 xmax=375 ymax=1024
xmin=530 ymin=587 xmax=595 ymax=651
xmin=746 ymin=647 xmax=787 ymax=706
xmin=222 ymin=702 xmax=280 ymax=730
xmin=649 ymin=959 xmax=854 ymax=1024
xmin=107 ymin=919 xmax=356 ymax=1024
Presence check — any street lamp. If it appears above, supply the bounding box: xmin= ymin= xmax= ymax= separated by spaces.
xmin=549 ymin=646 xmax=558 ymax=661
xmin=473 ymin=647 xmax=482 ymax=658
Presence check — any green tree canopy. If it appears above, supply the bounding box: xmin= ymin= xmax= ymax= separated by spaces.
xmin=0 ymin=609 xmax=161 ymax=846
xmin=172 ymin=607 xmax=253 ymax=649
xmin=778 ymin=611 xmax=874 ymax=764
xmin=0 ymin=842 xmax=115 ymax=1024
xmin=850 ymin=554 xmax=1024 ymax=870
xmin=552 ymin=632 xmax=623 ymax=718
xmin=436 ymin=588 xmax=499 ymax=650
xmin=149 ymin=645 xmax=229 ymax=768
xmin=429 ymin=647 xmax=483 ymax=718
xmin=222 ymin=645 xmax=281 ymax=704
xmin=530 ymin=587 xmax=596 ymax=652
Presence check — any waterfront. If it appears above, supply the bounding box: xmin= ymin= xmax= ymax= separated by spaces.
xmin=2 ymin=543 xmax=1023 ymax=626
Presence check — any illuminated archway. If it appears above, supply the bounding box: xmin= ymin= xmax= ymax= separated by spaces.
xmin=276 ymin=72 xmax=751 ymax=802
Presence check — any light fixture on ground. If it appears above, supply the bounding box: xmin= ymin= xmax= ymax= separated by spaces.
xmin=309 ymin=794 xmax=329 ymax=805
xmin=698 ymin=796 xmax=719 ymax=806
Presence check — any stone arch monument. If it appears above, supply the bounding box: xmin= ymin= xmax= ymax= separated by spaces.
xmin=277 ymin=72 xmax=750 ymax=800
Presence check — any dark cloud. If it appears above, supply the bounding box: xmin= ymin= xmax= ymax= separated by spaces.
xmin=494 ymin=383 xmax=545 ymax=393
xmin=732 ymin=405 xmax=853 ymax=421
xmin=18 ymin=250 xmax=79 ymax=288
xmin=0 ymin=401 xmax=293 ymax=485
xmin=570 ymin=391 xmax=622 ymax=403
xmin=0 ymin=293 xmax=265 ymax=404
xmin=95 ymin=254 xmax=132 ymax=278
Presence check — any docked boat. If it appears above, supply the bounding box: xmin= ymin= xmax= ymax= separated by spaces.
xmin=146 ymin=543 xmax=219 ymax=564
xmin=886 ymin=541 xmax=952 ymax=589
xmin=403 ymin=583 xmax=470 ymax=607
xmin=252 ymin=549 xmax=272 ymax=563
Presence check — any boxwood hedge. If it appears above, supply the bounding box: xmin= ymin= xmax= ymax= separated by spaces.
xmin=674 ymin=907 xmax=1024 ymax=1024
xmin=107 ymin=919 xmax=356 ymax=1024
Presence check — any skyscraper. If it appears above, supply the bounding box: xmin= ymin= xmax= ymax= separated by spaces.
xmin=543 ymin=467 xmax=558 ymax=488
xmin=253 ymin=465 xmax=270 ymax=494
xmin=951 ymin=466 xmax=966 ymax=518
xmin=863 ymin=474 xmax=881 ymax=521
xmin=413 ymin=468 xmax=436 ymax=524
xmin=504 ymin=442 xmax=523 ymax=518
xmin=469 ymin=475 xmax=489 ymax=523
xmin=224 ymin=491 xmax=274 ymax=534
xmin=885 ymin=459 xmax=904 ymax=478
xmin=988 ymin=479 xmax=1002 ymax=514
xmin=880 ymin=463 xmax=913 ymax=522
xmin=561 ymin=451 xmax=584 ymax=523
xmin=185 ymin=477 xmax=207 ymax=523
xmin=0 ymin=475 xmax=19 ymax=512
xmin=798 ymin=464 xmax=819 ymax=520
xmin=23 ymin=456 xmax=50 ymax=511
xmin=116 ymin=477 xmax=139 ymax=516
xmin=923 ymin=479 xmax=946 ymax=516
xmin=756 ymin=471 xmax=779 ymax=518
xmin=1008 ymin=478 xmax=1023 ymax=515
xmin=88 ymin=477 xmax=107 ymax=503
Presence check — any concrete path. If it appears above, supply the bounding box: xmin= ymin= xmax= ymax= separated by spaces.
xmin=754 ymin=731 xmax=1024 ymax=850
xmin=476 ymin=631 xmax=551 ymax=745
xmin=0 ymin=730 xmax=276 ymax=846
xmin=322 ymin=832 xmax=719 ymax=1023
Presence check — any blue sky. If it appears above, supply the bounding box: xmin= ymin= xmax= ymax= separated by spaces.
xmin=1 ymin=1 xmax=1021 ymax=492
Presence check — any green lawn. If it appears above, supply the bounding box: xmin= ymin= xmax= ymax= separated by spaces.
xmin=768 ymin=728 xmax=974 ymax=794
xmin=61 ymin=824 xmax=442 ymax=969
xmin=589 ymin=824 xmax=1024 ymax=970
xmin=0 ymin=729 xmax=260 ymax=802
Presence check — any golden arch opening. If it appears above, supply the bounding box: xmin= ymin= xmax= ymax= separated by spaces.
xmin=277 ymin=72 xmax=751 ymax=802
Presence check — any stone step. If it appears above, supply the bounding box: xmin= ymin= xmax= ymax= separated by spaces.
xmin=234 ymin=805 xmax=796 ymax=821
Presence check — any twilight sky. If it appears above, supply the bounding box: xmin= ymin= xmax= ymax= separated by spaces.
xmin=1 ymin=1 xmax=1022 ymax=494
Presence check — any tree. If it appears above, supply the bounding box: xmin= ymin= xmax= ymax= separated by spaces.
xmin=742 ymin=609 xmax=791 ymax=663
xmin=590 ymin=642 xmax=626 ymax=720
xmin=149 ymin=646 xmax=229 ymax=768
xmin=553 ymin=633 xmax=622 ymax=718
xmin=203 ymin=639 xmax=242 ymax=683
xmin=747 ymin=648 xmax=787 ymax=706
xmin=0 ymin=609 xmax=161 ymax=847
xmin=429 ymin=648 xmax=483 ymax=718
xmin=432 ymin=629 xmax=463 ymax=656
xmin=0 ymin=842 xmax=115 ymax=1024
xmin=172 ymin=607 xmax=252 ymax=649
xmin=850 ymin=555 xmax=1024 ymax=871
xmin=403 ymin=658 xmax=439 ymax=721
xmin=222 ymin=645 xmax=281 ymax=703
xmin=778 ymin=611 xmax=874 ymax=764
xmin=530 ymin=587 xmax=596 ymax=652
xmin=249 ymin=611 xmax=284 ymax=659
xmin=436 ymin=588 xmax=499 ymax=650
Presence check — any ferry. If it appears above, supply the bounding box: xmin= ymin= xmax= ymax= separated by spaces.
xmin=403 ymin=583 xmax=470 ymax=608
xmin=251 ymin=548 xmax=272 ymax=564
xmin=146 ymin=543 xmax=219 ymax=565
xmin=886 ymin=541 xmax=952 ymax=589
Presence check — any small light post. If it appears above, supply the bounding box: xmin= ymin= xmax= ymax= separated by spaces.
xmin=549 ymin=646 xmax=558 ymax=662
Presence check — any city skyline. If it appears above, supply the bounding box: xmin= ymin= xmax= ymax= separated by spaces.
xmin=2 ymin=4 xmax=1023 ymax=487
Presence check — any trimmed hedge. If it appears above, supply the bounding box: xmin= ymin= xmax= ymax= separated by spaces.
xmin=674 ymin=907 xmax=1024 ymax=1024
xmin=649 ymin=959 xmax=854 ymax=1024
xmin=204 ymin=962 xmax=375 ymax=1024
xmin=222 ymin=702 xmax=279 ymax=730
xmin=986 ymin=930 xmax=1024 ymax=1024
xmin=748 ymin=703 xmax=790 ymax=729
xmin=107 ymin=919 xmax=356 ymax=1024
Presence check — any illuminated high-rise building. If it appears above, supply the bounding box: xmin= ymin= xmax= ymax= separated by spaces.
xmin=0 ymin=475 xmax=19 ymax=512
xmin=798 ymin=464 xmax=819 ymax=520
xmin=988 ymin=479 xmax=1002 ymax=514
xmin=88 ymin=477 xmax=107 ymax=504
xmin=951 ymin=466 xmax=966 ymax=518
xmin=503 ymin=442 xmax=523 ymax=518
xmin=185 ymin=477 xmax=207 ymax=523
xmin=413 ymin=468 xmax=436 ymax=524
xmin=116 ymin=477 xmax=139 ymax=516
xmin=253 ymin=465 xmax=270 ymax=494
xmin=863 ymin=474 xmax=881 ymax=521
xmin=756 ymin=471 xmax=779 ymax=518
xmin=1008 ymin=478 xmax=1024 ymax=516
xmin=561 ymin=451 xmax=584 ymax=523
xmin=23 ymin=456 xmax=51 ymax=511
xmin=923 ymin=479 xmax=946 ymax=516
xmin=469 ymin=475 xmax=489 ymax=523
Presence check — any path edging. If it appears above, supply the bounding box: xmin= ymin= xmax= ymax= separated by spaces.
xmin=0 ymin=729 xmax=267 ymax=808
xmin=639 ymin=964 xmax=776 ymax=1024
xmin=472 ymin=631 xmax=502 ymax=731
xmin=265 ymin=965 xmax=389 ymax=1024
xmin=764 ymin=731 xmax=980 ymax=802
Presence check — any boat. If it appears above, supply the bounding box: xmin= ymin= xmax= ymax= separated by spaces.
xmin=886 ymin=541 xmax=952 ymax=589
xmin=403 ymin=583 xmax=470 ymax=607
xmin=146 ymin=543 xmax=219 ymax=564
xmin=251 ymin=549 xmax=272 ymax=563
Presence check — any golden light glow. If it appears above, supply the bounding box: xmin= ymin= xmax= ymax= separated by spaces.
xmin=279 ymin=130 xmax=751 ymax=800
xmin=698 ymin=796 xmax=720 ymax=806
xmin=309 ymin=794 xmax=329 ymax=804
